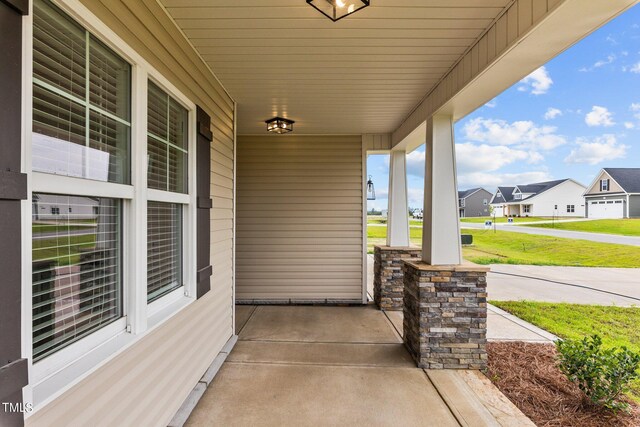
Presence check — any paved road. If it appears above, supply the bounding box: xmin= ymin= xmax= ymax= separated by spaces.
xmin=488 ymin=264 xmax=640 ymax=306
xmin=461 ymin=222 xmax=640 ymax=246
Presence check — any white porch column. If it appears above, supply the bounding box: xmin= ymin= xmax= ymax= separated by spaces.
xmin=422 ymin=115 xmax=463 ymax=265
xmin=386 ymin=150 xmax=410 ymax=247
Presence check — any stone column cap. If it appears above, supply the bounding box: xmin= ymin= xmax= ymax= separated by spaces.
xmin=374 ymin=245 xmax=421 ymax=250
xmin=403 ymin=260 xmax=490 ymax=273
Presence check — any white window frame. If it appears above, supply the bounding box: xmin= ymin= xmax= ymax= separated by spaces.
xmin=523 ymin=205 xmax=531 ymax=213
xmin=21 ymin=0 xmax=197 ymax=411
xmin=601 ymin=179 xmax=609 ymax=191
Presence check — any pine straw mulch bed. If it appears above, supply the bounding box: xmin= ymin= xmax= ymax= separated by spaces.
xmin=485 ymin=342 xmax=640 ymax=427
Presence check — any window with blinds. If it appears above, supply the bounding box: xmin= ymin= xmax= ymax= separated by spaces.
xmin=32 ymin=0 xmax=131 ymax=184
xmin=147 ymin=202 xmax=183 ymax=302
xmin=32 ymin=194 xmax=122 ymax=361
xmin=147 ymin=81 xmax=188 ymax=193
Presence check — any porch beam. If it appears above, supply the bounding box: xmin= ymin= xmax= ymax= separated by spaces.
xmin=422 ymin=116 xmax=462 ymax=265
xmin=386 ymin=150 xmax=410 ymax=247
xmin=391 ymin=0 xmax=637 ymax=149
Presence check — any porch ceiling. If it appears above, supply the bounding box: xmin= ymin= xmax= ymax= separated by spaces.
xmin=159 ymin=0 xmax=511 ymax=134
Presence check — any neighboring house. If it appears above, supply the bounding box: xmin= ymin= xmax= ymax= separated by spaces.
xmin=583 ymin=168 xmax=640 ymax=218
xmin=458 ymin=188 xmax=493 ymax=218
xmin=490 ymin=179 xmax=586 ymax=217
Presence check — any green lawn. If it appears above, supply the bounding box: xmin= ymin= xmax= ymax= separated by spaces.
xmin=33 ymin=234 xmax=97 ymax=266
xmin=490 ymin=301 xmax=640 ymax=400
xmin=460 ymin=216 xmax=557 ymax=223
xmin=525 ymin=218 xmax=640 ymax=236
xmin=367 ymin=225 xmax=640 ymax=267
xmin=463 ymin=229 xmax=640 ymax=268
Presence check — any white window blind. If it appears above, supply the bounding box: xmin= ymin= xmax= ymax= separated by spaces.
xmin=32 ymin=194 xmax=122 ymax=361
xmin=147 ymin=202 xmax=183 ymax=302
xmin=33 ymin=0 xmax=131 ymax=184
xmin=147 ymin=81 xmax=188 ymax=194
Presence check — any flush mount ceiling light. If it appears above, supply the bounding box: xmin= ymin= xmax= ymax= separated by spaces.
xmin=306 ymin=0 xmax=369 ymax=22
xmin=266 ymin=117 xmax=295 ymax=134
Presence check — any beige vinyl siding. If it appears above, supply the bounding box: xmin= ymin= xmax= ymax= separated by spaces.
xmin=27 ymin=0 xmax=235 ymax=426
xmin=585 ymin=171 xmax=625 ymax=195
xmin=236 ymin=135 xmax=364 ymax=302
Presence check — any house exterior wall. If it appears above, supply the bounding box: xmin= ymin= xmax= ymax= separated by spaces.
xmin=585 ymin=170 xmax=625 ymax=195
xmin=519 ymin=181 xmax=586 ymax=217
xmin=26 ymin=0 xmax=235 ymax=425
xmin=236 ymin=135 xmax=364 ymax=303
xmin=461 ymin=189 xmax=492 ymax=217
xmin=630 ymin=195 xmax=640 ymax=218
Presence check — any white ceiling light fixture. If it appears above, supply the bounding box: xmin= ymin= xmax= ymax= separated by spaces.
xmin=306 ymin=0 xmax=369 ymax=22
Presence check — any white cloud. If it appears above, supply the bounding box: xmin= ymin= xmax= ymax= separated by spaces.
xmin=518 ymin=66 xmax=553 ymax=95
xmin=462 ymin=117 xmax=567 ymax=151
xmin=406 ymin=149 xmax=425 ymax=179
xmin=585 ymin=106 xmax=615 ymax=127
xmin=456 ymin=143 xmax=536 ymax=175
xmin=544 ymin=108 xmax=562 ymax=120
xmin=579 ymin=54 xmax=616 ymax=72
xmin=484 ymin=99 xmax=497 ymax=108
xmin=457 ymin=171 xmax=552 ymax=189
xmin=564 ymin=134 xmax=628 ymax=165
xmin=628 ymin=62 xmax=640 ymax=73
xmin=624 ymin=122 xmax=635 ymax=129
xmin=631 ymin=103 xmax=640 ymax=115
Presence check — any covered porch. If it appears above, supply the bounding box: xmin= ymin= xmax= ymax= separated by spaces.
xmin=3 ymin=0 xmax=638 ymax=426
xmin=182 ymin=304 xmax=532 ymax=426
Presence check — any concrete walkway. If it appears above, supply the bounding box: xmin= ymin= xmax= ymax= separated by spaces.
xmin=460 ymin=222 xmax=640 ymax=246
xmin=488 ymin=264 xmax=640 ymax=306
xmin=186 ymin=305 xmax=533 ymax=426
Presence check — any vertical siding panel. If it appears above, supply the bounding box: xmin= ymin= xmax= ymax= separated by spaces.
xmin=533 ymin=0 xmax=549 ymax=23
xmin=495 ymin=14 xmax=508 ymax=54
xmin=507 ymin=4 xmax=519 ymax=45
xmin=518 ymin=0 xmax=533 ymax=35
xmin=236 ymin=135 xmax=363 ymax=302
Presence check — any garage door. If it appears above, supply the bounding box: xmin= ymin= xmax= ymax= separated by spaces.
xmin=588 ymin=200 xmax=624 ymax=218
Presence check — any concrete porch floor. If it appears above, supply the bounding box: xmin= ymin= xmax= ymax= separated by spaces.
xmin=185 ymin=305 xmax=533 ymax=426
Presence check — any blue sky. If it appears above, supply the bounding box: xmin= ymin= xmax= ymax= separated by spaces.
xmin=368 ymin=5 xmax=640 ymax=211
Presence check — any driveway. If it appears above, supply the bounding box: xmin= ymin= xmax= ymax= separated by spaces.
xmin=460 ymin=222 xmax=640 ymax=246
xmin=488 ymin=264 xmax=640 ymax=306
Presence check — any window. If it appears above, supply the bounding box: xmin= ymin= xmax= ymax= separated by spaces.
xmin=483 ymin=199 xmax=488 ymax=206
xmin=32 ymin=0 xmax=131 ymax=184
xmin=32 ymin=194 xmax=122 ymax=361
xmin=28 ymin=0 xmax=195 ymax=384
xmin=514 ymin=193 xmax=522 ymax=200
xmin=146 ymin=82 xmax=190 ymax=303
xmin=147 ymin=202 xmax=183 ymax=302
xmin=567 ymin=205 xmax=575 ymax=213
xmin=31 ymin=0 xmax=130 ymax=362
xmin=523 ymin=205 xmax=530 ymax=213
xmin=600 ymin=179 xmax=610 ymax=192
xmin=147 ymin=81 xmax=188 ymax=193
xmin=615 ymin=200 xmax=623 ymax=204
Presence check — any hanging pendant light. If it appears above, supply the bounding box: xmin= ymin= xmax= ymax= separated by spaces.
xmin=307 ymin=0 xmax=370 ymax=22
xmin=366 ymin=175 xmax=376 ymax=200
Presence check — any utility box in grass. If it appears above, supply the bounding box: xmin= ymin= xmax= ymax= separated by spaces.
xmin=461 ymin=234 xmax=473 ymax=245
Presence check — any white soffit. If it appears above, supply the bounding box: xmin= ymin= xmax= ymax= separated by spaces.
xmin=159 ymin=0 xmax=511 ymax=134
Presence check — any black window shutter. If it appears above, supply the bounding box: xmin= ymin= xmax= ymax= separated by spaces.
xmin=196 ymin=106 xmax=213 ymax=298
xmin=0 ymin=1 xmax=29 ymax=426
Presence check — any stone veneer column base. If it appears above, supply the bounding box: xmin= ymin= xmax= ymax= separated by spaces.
xmin=373 ymin=246 xmax=422 ymax=311
xmin=403 ymin=261 xmax=489 ymax=369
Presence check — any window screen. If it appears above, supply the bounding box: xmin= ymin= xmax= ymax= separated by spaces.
xmin=147 ymin=81 xmax=188 ymax=193
xmin=147 ymin=202 xmax=183 ymax=302
xmin=32 ymin=0 xmax=131 ymax=184
xmin=32 ymin=194 xmax=122 ymax=361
